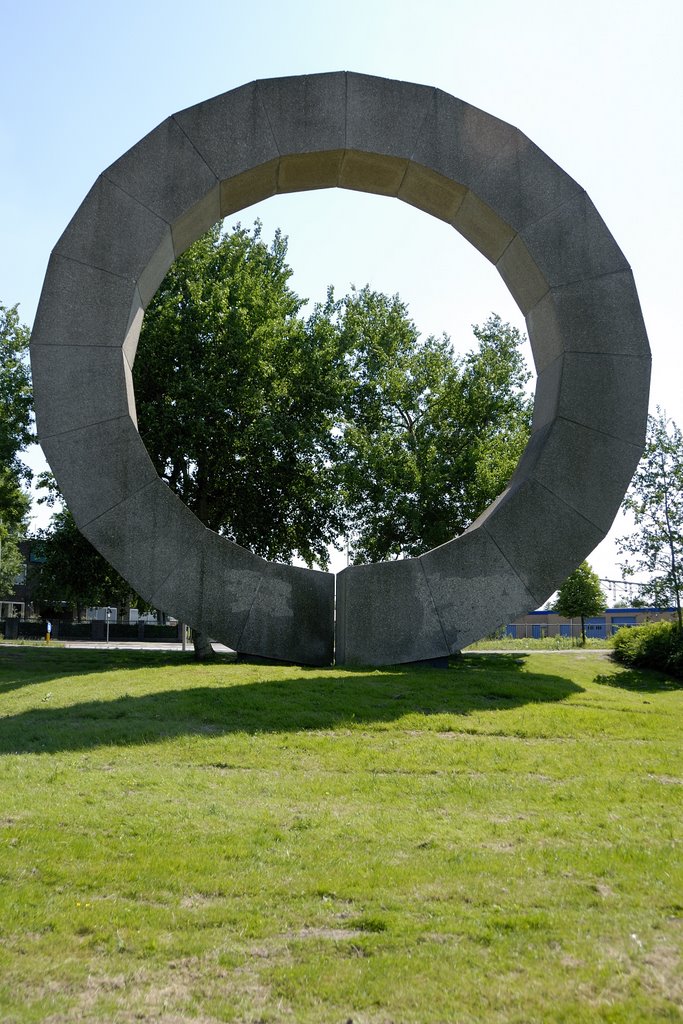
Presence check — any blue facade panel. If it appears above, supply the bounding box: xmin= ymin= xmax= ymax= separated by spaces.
xmin=611 ymin=615 xmax=637 ymax=636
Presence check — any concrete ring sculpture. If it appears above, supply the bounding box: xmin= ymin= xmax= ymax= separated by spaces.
xmin=30 ymin=72 xmax=651 ymax=666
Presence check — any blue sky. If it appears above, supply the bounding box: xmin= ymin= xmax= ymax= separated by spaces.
xmin=2 ymin=0 xmax=681 ymax=585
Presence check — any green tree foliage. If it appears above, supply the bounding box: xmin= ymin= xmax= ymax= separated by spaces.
xmin=0 ymin=303 xmax=32 ymax=480
xmin=617 ymin=409 xmax=683 ymax=627
xmin=0 ymin=517 xmax=26 ymax=597
xmin=30 ymin=507 xmax=141 ymax=621
xmin=133 ymin=223 xmax=349 ymax=568
xmin=553 ymin=561 xmax=607 ymax=645
xmin=0 ymin=472 xmax=29 ymax=596
xmin=0 ymin=302 xmax=32 ymax=596
xmin=336 ymin=291 xmax=532 ymax=562
xmin=132 ymin=229 xmax=532 ymax=571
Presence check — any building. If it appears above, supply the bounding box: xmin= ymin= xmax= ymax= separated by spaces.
xmin=505 ymin=607 xmax=678 ymax=640
xmin=0 ymin=539 xmax=44 ymax=619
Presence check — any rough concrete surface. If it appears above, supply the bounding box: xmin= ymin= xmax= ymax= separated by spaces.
xmin=30 ymin=73 xmax=650 ymax=665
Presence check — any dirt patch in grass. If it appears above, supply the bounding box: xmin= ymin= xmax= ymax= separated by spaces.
xmin=642 ymin=939 xmax=683 ymax=1006
xmin=42 ymin=958 xmax=265 ymax=1024
xmin=292 ymin=926 xmax=364 ymax=941
xmin=178 ymin=894 xmax=226 ymax=909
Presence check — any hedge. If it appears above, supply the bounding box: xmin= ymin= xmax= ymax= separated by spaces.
xmin=612 ymin=620 xmax=683 ymax=679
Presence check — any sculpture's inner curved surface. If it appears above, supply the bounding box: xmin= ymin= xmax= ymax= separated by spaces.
xmin=30 ymin=72 xmax=651 ymax=665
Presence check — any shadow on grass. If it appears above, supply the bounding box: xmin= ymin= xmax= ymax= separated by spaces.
xmin=594 ymin=667 xmax=682 ymax=693
xmin=0 ymin=644 xmax=203 ymax=694
xmin=0 ymin=649 xmax=584 ymax=754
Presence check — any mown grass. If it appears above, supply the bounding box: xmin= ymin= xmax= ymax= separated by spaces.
xmin=0 ymin=646 xmax=681 ymax=1023
xmin=467 ymin=636 xmax=613 ymax=650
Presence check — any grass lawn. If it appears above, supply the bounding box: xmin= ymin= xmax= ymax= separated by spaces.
xmin=466 ymin=637 xmax=613 ymax=651
xmin=0 ymin=646 xmax=681 ymax=1023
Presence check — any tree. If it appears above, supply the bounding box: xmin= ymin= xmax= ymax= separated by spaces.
xmin=0 ymin=518 xmax=26 ymax=598
xmin=553 ymin=561 xmax=607 ymax=645
xmin=335 ymin=292 xmax=532 ymax=562
xmin=0 ymin=471 xmax=29 ymax=596
xmin=0 ymin=302 xmax=32 ymax=598
xmin=617 ymin=409 xmax=683 ymax=628
xmin=134 ymin=234 xmax=531 ymax=572
xmin=133 ymin=223 xmax=349 ymax=569
xmin=0 ymin=303 xmax=32 ymax=479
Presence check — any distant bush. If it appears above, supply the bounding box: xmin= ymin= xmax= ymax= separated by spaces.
xmin=612 ymin=621 xmax=683 ymax=678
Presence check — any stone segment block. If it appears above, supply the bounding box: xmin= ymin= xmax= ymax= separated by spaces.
xmin=339 ymin=151 xmax=408 ymax=197
xmin=529 ymin=355 xmax=563 ymax=434
xmin=532 ymin=352 xmax=651 ymax=446
xmin=527 ymin=270 xmax=650 ymax=373
xmin=123 ymin=289 xmax=144 ymax=369
xmin=81 ymin=479 xmax=209 ymax=604
xmin=398 ymin=163 xmax=466 ymax=223
xmin=520 ymin=191 xmax=630 ymax=289
xmin=334 ymin=570 xmax=348 ymax=665
xmin=77 ymin=469 xmax=334 ymax=665
xmin=149 ymin=531 xmax=267 ymax=648
xmin=277 ymin=150 xmax=344 ymax=192
xmin=345 ymin=73 xmax=433 ymax=158
xmin=122 ymin=357 xmax=137 ymax=426
xmin=335 ymin=560 xmax=449 ymax=666
xmin=476 ymin=477 xmax=605 ymax=606
xmin=220 ymin=160 xmax=279 ymax=217
xmin=104 ymin=117 xmax=218 ymax=229
xmin=420 ymin=528 xmax=537 ymax=652
xmin=173 ymin=81 xmax=279 ymax=182
xmin=513 ymin=418 xmax=643 ymax=534
xmin=150 ymin=536 xmax=334 ymax=664
xmin=31 ymin=345 xmax=134 ymax=440
xmin=39 ymin=416 xmax=159 ymax=528
xmin=411 ymin=88 xmax=519 ymax=192
xmin=465 ymin=135 xmax=582 ymax=236
xmin=496 ymin=234 xmax=550 ymax=316
xmin=453 ymin=191 xmax=515 ymax=263
xmin=54 ymin=176 xmax=173 ymax=288
xmin=256 ymin=73 xmax=347 ymax=155
xmin=31 ymin=254 xmax=138 ymax=350
xmin=237 ymin=562 xmax=335 ymax=666
xmin=136 ymin=233 xmax=176 ymax=308
xmin=171 ymin=184 xmax=221 ymax=258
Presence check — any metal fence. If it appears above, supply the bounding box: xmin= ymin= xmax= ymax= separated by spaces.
xmin=2 ymin=619 xmax=181 ymax=642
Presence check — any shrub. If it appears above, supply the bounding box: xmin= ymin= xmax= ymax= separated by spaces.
xmin=612 ymin=621 xmax=683 ymax=678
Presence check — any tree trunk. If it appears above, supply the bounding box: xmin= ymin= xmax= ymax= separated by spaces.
xmin=580 ymin=615 xmax=586 ymax=646
xmin=193 ymin=630 xmax=215 ymax=661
